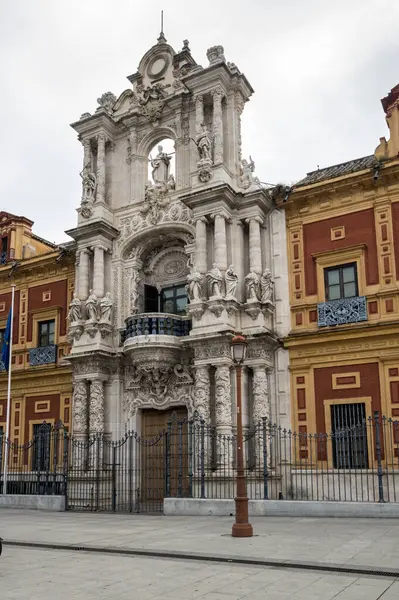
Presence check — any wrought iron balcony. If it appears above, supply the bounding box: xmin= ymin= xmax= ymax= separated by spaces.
xmin=29 ymin=345 xmax=57 ymax=366
xmin=0 ymin=359 xmax=5 ymax=372
xmin=318 ymin=296 xmax=367 ymax=327
xmin=124 ymin=313 xmax=192 ymax=341
xmin=0 ymin=252 xmax=7 ymax=265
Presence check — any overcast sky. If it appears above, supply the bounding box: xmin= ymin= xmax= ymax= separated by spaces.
xmin=1 ymin=0 xmax=398 ymax=244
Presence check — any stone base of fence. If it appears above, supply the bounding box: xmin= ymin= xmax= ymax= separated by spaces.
xmin=0 ymin=494 xmax=65 ymax=511
xmin=163 ymin=498 xmax=399 ymax=518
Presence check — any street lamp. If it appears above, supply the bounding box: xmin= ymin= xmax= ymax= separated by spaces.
xmin=230 ymin=334 xmax=253 ymax=538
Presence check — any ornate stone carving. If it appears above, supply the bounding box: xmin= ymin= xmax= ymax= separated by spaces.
xmin=141 ymin=184 xmax=170 ymax=224
xmin=68 ymin=294 xmax=82 ymax=323
xmin=224 ymin=265 xmax=238 ymax=299
xmin=80 ymin=112 xmax=91 ymax=120
xmin=89 ymin=380 xmax=105 ymax=433
xmin=215 ymin=365 xmax=231 ymax=426
xmin=72 ymin=381 xmax=88 ymax=434
xmin=130 ymin=270 xmax=140 ymax=314
xmin=260 ymin=269 xmax=274 ymax=303
xmin=252 ymin=367 xmax=269 ymax=423
xmin=195 ymin=123 xmax=212 ymax=162
xmin=245 ymin=269 xmax=260 ymax=301
xmin=124 ymin=362 xmax=194 ymax=417
xmin=150 ymin=144 xmax=172 ymax=184
xmin=238 ymin=156 xmax=260 ymax=190
xmin=186 ymin=265 xmax=203 ymax=301
xmin=246 ymin=343 xmax=273 ymax=363
xmin=193 ymin=341 xmax=231 ymax=361
xmin=207 ymin=45 xmax=226 ymax=65
xmin=207 ymin=263 xmax=224 ymax=297
xmin=97 ymin=91 xmax=117 ymax=113
xmin=193 ymin=366 xmax=210 ymax=422
xmin=134 ymin=83 xmax=166 ymax=124
xmin=99 ymin=292 xmax=113 ymax=323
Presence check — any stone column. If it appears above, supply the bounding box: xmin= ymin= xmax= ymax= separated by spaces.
xmin=92 ymin=245 xmax=106 ymax=299
xmin=212 ymin=88 xmax=224 ymax=164
xmin=195 ymin=94 xmax=204 ymax=133
xmin=193 ymin=365 xmax=211 ymax=474
xmin=195 ymin=217 xmax=208 ymax=274
xmin=89 ymin=379 xmax=105 ymax=434
xmin=212 ymin=213 xmax=228 ymax=271
xmin=252 ymin=366 xmax=271 ymax=472
xmin=72 ymin=380 xmax=89 ymax=468
xmin=78 ymin=248 xmax=90 ymax=300
xmin=96 ymin=133 xmax=106 ymax=203
xmin=215 ymin=364 xmax=233 ymax=469
xmin=83 ymin=138 xmax=92 ymax=169
xmin=246 ymin=217 xmax=263 ymax=274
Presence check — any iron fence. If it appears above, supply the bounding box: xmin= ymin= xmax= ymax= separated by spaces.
xmin=1 ymin=413 xmax=399 ymax=511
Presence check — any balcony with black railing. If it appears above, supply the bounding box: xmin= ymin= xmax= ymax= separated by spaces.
xmin=124 ymin=313 xmax=192 ymax=342
xmin=0 ymin=252 xmax=7 ymax=265
xmin=29 ymin=345 xmax=57 ymax=366
xmin=318 ymin=296 xmax=367 ymax=327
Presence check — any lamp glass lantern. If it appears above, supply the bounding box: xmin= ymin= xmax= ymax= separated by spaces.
xmin=230 ymin=334 xmax=248 ymax=365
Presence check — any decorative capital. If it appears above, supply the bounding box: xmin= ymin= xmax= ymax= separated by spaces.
xmin=91 ymin=244 xmax=109 ymax=253
xmin=245 ymin=216 xmax=264 ymax=226
xmin=194 ymin=215 xmax=208 ymax=225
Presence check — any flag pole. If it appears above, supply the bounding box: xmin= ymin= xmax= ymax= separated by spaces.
xmin=3 ymin=284 xmax=15 ymax=495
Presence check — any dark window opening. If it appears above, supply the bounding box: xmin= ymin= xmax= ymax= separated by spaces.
xmin=331 ymin=402 xmax=368 ymax=469
xmin=144 ymin=284 xmax=188 ymax=316
xmin=32 ymin=423 xmax=51 ymax=471
xmin=324 ymin=263 xmax=358 ymax=301
xmin=144 ymin=285 xmax=159 ymax=312
xmin=38 ymin=320 xmax=55 ymax=347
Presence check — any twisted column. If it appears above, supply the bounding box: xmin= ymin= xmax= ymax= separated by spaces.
xmin=96 ymin=133 xmax=106 ymax=203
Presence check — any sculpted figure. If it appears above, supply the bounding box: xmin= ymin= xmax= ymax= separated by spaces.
xmin=150 ymin=145 xmax=171 ymax=184
xmin=195 ymin=124 xmax=212 ymax=162
xmin=80 ymin=166 xmax=97 ymax=201
xmin=207 ymin=263 xmax=224 ymax=297
xmin=260 ymin=269 xmax=274 ymax=303
xmin=224 ymin=265 xmax=238 ymax=298
xmin=99 ymin=292 xmax=113 ymax=323
xmin=186 ymin=266 xmax=202 ymax=301
xmin=130 ymin=271 xmax=140 ymax=314
xmin=85 ymin=289 xmax=99 ymax=321
xmin=68 ymin=294 xmax=82 ymax=323
xmin=239 ymin=156 xmax=259 ymax=189
xmin=245 ymin=269 xmax=260 ymax=301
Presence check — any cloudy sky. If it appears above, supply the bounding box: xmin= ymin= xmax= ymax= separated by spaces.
xmin=1 ymin=0 xmax=398 ymax=244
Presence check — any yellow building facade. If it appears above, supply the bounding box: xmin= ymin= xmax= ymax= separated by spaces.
xmin=277 ymin=84 xmax=399 ymax=465
xmin=0 ymin=212 xmax=75 ymax=447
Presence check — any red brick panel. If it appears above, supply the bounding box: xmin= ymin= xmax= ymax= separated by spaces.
xmin=24 ymin=394 xmax=61 ymax=443
xmin=303 ymin=209 xmax=378 ymax=296
xmin=27 ymin=280 xmax=68 ymax=341
xmin=392 ymin=202 xmax=399 ymax=280
xmin=0 ymin=290 xmax=20 ymax=343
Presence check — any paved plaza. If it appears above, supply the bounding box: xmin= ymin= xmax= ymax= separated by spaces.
xmin=1 ymin=545 xmax=398 ymax=600
xmin=1 ymin=510 xmax=399 ymax=598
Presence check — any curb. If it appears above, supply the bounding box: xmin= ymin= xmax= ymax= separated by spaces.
xmin=4 ymin=539 xmax=399 ymax=580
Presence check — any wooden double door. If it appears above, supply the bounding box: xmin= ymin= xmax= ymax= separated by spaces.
xmin=141 ymin=407 xmax=189 ymax=509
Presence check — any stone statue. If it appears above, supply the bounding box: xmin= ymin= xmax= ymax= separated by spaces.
xmin=207 ymin=263 xmax=224 ymax=297
xmin=195 ymin=124 xmax=212 ymax=162
xmin=224 ymin=265 xmax=238 ymax=298
xmin=150 ymin=145 xmax=171 ymax=184
xmin=186 ymin=266 xmax=202 ymax=301
xmin=99 ymin=292 xmax=113 ymax=323
xmin=245 ymin=269 xmax=260 ymax=301
xmin=130 ymin=271 xmax=140 ymax=314
xmin=85 ymin=289 xmax=99 ymax=321
xmin=260 ymin=269 xmax=274 ymax=303
xmin=239 ymin=156 xmax=259 ymax=189
xmin=167 ymin=174 xmax=176 ymax=191
xmin=68 ymin=294 xmax=82 ymax=323
xmin=80 ymin=166 xmax=97 ymax=201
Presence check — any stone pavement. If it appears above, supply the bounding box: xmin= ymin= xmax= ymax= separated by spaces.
xmin=1 ymin=545 xmax=398 ymax=600
xmin=1 ymin=509 xmax=399 ymax=574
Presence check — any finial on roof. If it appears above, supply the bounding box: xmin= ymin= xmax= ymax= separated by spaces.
xmin=182 ymin=39 xmax=190 ymax=51
xmin=157 ymin=9 xmax=167 ymax=43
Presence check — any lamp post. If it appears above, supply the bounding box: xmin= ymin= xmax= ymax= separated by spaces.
xmin=230 ymin=334 xmax=253 ymax=538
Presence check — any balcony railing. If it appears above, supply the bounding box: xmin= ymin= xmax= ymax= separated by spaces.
xmin=318 ymin=296 xmax=367 ymax=327
xmin=0 ymin=359 xmax=5 ymax=372
xmin=29 ymin=345 xmax=57 ymax=366
xmin=0 ymin=252 xmax=7 ymax=265
xmin=124 ymin=313 xmax=192 ymax=341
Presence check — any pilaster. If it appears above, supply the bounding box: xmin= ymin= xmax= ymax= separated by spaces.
xmin=96 ymin=133 xmax=106 ymax=204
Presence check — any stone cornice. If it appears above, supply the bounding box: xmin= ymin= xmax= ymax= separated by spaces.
xmin=65 ymin=220 xmax=119 ymax=243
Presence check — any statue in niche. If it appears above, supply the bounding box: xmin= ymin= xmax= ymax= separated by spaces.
xmin=245 ymin=269 xmax=260 ymax=301
xmin=130 ymin=271 xmax=140 ymax=314
xmin=207 ymin=263 xmax=224 ymax=297
xmin=68 ymin=294 xmax=82 ymax=323
xmin=80 ymin=165 xmax=97 ymax=201
xmin=186 ymin=266 xmax=202 ymax=301
xmin=85 ymin=289 xmax=99 ymax=321
xmin=224 ymin=265 xmax=238 ymax=298
xmin=195 ymin=124 xmax=212 ymax=162
xmin=260 ymin=269 xmax=274 ymax=303
xmin=150 ymin=145 xmax=171 ymax=185
xmin=99 ymin=292 xmax=113 ymax=323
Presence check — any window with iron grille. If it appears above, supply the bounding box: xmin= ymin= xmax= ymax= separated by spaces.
xmin=32 ymin=423 xmax=51 ymax=471
xmin=38 ymin=320 xmax=55 ymax=347
xmin=331 ymin=403 xmax=368 ymax=469
xmin=324 ymin=263 xmax=358 ymax=301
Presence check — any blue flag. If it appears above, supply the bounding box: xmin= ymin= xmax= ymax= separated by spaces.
xmin=1 ymin=311 xmax=12 ymax=371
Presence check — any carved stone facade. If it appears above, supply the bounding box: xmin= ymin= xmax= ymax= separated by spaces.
xmin=66 ymin=35 xmax=290 ymax=441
